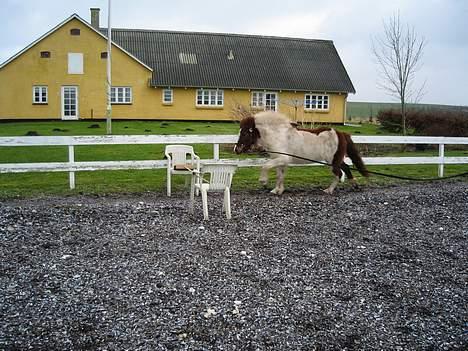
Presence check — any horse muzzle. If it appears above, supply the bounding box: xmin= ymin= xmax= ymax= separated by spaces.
xmin=234 ymin=144 xmax=245 ymax=154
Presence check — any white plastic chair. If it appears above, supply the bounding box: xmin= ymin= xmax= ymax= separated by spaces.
xmin=165 ymin=145 xmax=200 ymax=197
xmin=190 ymin=163 xmax=237 ymax=220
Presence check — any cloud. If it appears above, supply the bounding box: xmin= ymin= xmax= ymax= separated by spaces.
xmin=244 ymin=11 xmax=329 ymax=39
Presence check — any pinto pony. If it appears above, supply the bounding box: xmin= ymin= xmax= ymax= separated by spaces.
xmin=234 ymin=111 xmax=369 ymax=194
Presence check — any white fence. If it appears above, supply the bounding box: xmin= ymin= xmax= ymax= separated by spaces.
xmin=0 ymin=135 xmax=467 ymax=189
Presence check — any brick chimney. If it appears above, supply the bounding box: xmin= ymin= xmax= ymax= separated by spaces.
xmin=90 ymin=8 xmax=100 ymax=29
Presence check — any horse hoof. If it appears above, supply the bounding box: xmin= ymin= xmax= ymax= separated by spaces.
xmin=323 ymin=188 xmax=334 ymax=195
xmin=270 ymin=188 xmax=283 ymax=195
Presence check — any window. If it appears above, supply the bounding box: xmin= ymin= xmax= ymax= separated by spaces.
xmin=196 ymin=89 xmax=223 ymax=107
xmin=40 ymin=51 xmax=51 ymax=58
xmin=33 ymin=86 xmax=48 ymax=104
xmin=251 ymin=91 xmax=264 ymax=108
xmin=264 ymin=93 xmax=277 ymax=111
xmin=111 ymin=87 xmax=132 ymax=104
xmin=304 ymin=94 xmax=329 ymax=111
xmin=100 ymin=52 xmax=108 ymax=59
xmin=163 ymin=88 xmax=173 ymax=104
xmin=70 ymin=28 xmax=81 ymax=36
xmin=68 ymin=53 xmax=83 ymax=74
xmin=251 ymin=91 xmax=277 ymax=111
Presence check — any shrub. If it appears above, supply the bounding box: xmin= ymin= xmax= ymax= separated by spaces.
xmin=377 ymin=109 xmax=403 ymax=133
xmin=410 ymin=111 xmax=468 ymax=137
xmin=377 ymin=109 xmax=468 ymax=136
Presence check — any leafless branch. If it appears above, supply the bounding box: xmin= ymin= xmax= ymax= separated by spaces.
xmin=230 ymin=102 xmax=254 ymax=121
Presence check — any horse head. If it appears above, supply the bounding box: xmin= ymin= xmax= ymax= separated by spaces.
xmin=234 ymin=116 xmax=261 ymax=154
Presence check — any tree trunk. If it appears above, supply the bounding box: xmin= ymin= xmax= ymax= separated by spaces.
xmin=401 ymin=99 xmax=407 ymax=135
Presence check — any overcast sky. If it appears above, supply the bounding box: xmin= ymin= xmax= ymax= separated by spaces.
xmin=1 ymin=0 xmax=467 ymax=106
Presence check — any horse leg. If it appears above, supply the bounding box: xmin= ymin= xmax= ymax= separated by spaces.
xmin=324 ymin=176 xmax=340 ymax=194
xmin=271 ymin=166 xmax=287 ymax=195
xmin=340 ymin=162 xmax=352 ymax=180
xmin=324 ymin=160 xmax=343 ymax=195
xmin=341 ymin=162 xmax=359 ymax=189
xmin=259 ymin=158 xmax=288 ymax=193
xmin=259 ymin=166 xmax=269 ymax=186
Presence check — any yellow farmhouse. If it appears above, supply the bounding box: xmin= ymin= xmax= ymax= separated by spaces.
xmin=0 ymin=9 xmax=355 ymax=123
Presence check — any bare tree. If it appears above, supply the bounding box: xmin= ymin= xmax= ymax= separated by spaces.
xmin=372 ymin=12 xmax=426 ymax=135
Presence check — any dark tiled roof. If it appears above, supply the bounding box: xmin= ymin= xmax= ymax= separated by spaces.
xmin=101 ymin=29 xmax=355 ymax=93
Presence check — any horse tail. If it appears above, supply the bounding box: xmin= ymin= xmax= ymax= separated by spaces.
xmin=345 ymin=133 xmax=369 ymax=177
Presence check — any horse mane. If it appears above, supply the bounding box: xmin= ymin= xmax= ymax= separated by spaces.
xmin=254 ymin=111 xmax=293 ymax=129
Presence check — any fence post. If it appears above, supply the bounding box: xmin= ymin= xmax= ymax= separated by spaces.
xmin=68 ymin=145 xmax=75 ymax=189
xmin=438 ymin=143 xmax=445 ymax=177
xmin=213 ymin=143 xmax=220 ymax=161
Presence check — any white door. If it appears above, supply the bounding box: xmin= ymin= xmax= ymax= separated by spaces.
xmin=61 ymin=86 xmax=79 ymax=120
xmin=265 ymin=92 xmax=277 ymax=111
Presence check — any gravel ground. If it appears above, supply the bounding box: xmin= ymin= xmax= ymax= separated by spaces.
xmin=0 ymin=181 xmax=467 ymax=350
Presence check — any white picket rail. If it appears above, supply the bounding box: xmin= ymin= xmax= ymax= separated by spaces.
xmin=0 ymin=135 xmax=467 ymax=189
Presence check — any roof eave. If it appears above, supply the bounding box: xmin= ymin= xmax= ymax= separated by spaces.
xmin=151 ymin=82 xmax=354 ymax=94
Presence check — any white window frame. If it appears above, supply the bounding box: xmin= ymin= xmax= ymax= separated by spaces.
xmin=111 ymin=87 xmax=132 ymax=104
xmin=33 ymin=86 xmax=48 ymax=104
xmin=68 ymin=53 xmax=83 ymax=74
xmin=162 ymin=88 xmax=173 ymax=104
xmin=304 ymin=94 xmax=329 ymax=111
xmin=196 ymin=89 xmax=224 ymax=107
xmin=264 ymin=92 xmax=278 ymax=111
xmin=251 ymin=91 xmax=278 ymax=111
xmin=251 ymin=91 xmax=264 ymax=109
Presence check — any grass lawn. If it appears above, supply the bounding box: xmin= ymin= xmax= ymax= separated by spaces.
xmin=0 ymin=120 xmax=466 ymax=198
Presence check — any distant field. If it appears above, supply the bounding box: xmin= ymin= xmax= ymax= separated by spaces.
xmin=347 ymin=101 xmax=468 ymax=121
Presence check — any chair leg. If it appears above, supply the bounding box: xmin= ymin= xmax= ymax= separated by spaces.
xmin=189 ymin=177 xmax=195 ymax=214
xmin=201 ymin=189 xmax=209 ymax=220
xmin=167 ymin=170 xmax=171 ymax=197
xmin=195 ymin=174 xmax=200 ymax=197
xmin=224 ymin=188 xmax=231 ymax=219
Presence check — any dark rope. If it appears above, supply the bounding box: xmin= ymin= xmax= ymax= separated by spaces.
xmin=260 ymin=150 xmax=468 ymax=182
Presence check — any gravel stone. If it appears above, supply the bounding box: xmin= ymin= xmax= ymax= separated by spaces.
xmin=0 ymin=181 xmax=467 ymax=350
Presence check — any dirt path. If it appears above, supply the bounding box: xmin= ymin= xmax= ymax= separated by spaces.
xmin=1 ymin=182 xmax=467 ymax=350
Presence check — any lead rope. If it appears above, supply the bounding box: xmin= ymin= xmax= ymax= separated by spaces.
xmin=261 ymin=150 xmax=468 ymax=182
